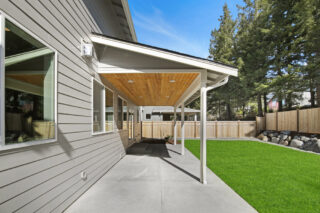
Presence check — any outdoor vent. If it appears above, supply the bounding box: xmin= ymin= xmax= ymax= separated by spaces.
xmin=80 ymin=40 xmax=93 ymax=57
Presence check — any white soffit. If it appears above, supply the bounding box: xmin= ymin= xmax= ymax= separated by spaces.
xmin=90 ymin=34 xmax=238 ymax=77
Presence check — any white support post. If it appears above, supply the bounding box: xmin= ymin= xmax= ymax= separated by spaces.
xmin=0 ymin=14 xmax=5 ymax=146
xmin=200 ymin=71 xmax=207 ymax=184
xmin=174 ymin=107 xmax=177 ymax=145
xmin=181 ymin=103 xmax=185 ymax=155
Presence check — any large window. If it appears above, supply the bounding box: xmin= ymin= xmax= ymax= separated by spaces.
xmin=105 ymin=88 xmax=114 ymax=132
xmin=1 ymin=17 xmax=56 ymax=146
xmin=93 ymin=80 xmax=104 ymax=133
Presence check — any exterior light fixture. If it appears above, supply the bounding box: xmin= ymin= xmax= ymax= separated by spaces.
xmin=128 ymin=80 xmax=134 ymax=83
xmin=80 ymin=39 xmax=93 ymax=57
xmin=169 ymin=80 xmax=175 ymax=83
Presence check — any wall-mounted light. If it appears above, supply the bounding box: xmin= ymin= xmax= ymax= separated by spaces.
xmin=80 ymin=39 xmax=93 ymax=57
xmin=169 ymin=80 xmax=175 ymax=83
xmin=128 ymin=80 xmax=134 ymax=83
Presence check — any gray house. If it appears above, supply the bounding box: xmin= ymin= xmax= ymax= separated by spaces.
xmin=142 ymin=106 xmax=200 ymax=121
xmin=0 ymin=0 xmax=237 ymax=212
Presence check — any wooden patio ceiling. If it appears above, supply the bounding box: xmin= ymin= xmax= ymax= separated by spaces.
xmin=101 ymin=73 xmax=199 ymax=106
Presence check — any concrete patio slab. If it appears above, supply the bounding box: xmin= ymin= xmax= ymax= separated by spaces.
xmin=65 ymin=142 xmax=257 ymax=213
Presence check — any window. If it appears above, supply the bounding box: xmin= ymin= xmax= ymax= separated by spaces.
xmin=105 ymin=88 xmax=114 ymax=132
xmin=1 ymin=16 xmax=56 ymax=146
xmin=146 ymin=114 xmax=151 ymax=119
xmin=117 ymin=97 xmax=123 ymax=130
xmin=93 ymin=80 xmax=104 ymax=133
xmin=129 ymin=107 xmax=134 ymax=139
xmin=123 ymin=100 xmax=127 ymax=130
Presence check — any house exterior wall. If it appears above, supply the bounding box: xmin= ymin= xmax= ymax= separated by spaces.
xmin=0 ymin=1 xmax=135 ymax=212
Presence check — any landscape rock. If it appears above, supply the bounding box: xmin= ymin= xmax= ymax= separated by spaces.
xmin=314 ymin=141 xmax=320 ymax=153
xmin=290 ymin=139 xmax=304 ymax=148
xmin=279 ymin=140 xmax=289 ymax=146
xmin=300 ymin=136 xmax=310 ymax=142
xmin=257 ymin=133 xmax=264 ymax=140
xmin=293 ymin=135 xmax=301 ymax=140
xmin=302 ymin=141 xmax=314 ymax=150
xmin=262 ymin=136 xmax=269 ymax=142
xmin=311 ymin=137 xmax=318 ymax=142
xmin=272 ymin=137 xmax=280 ymax=143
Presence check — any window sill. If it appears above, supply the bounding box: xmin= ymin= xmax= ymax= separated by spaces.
xmin=0 ymin=138 xmax=57 ymax=152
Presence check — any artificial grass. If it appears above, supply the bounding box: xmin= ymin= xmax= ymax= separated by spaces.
xmin=185 ymin=140 xmax=320 ymax=213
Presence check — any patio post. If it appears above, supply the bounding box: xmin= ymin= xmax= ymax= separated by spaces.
xmin=174 ymin=106 xmax=177 ymax=145
xmin=181 ymin=103 xmax=185 ymax=155
xmin=200 ymin=72 xmax=207 ymax=184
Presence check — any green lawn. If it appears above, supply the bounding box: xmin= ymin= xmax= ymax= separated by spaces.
xmin=185 ymin=140 xmax=320 ymax=213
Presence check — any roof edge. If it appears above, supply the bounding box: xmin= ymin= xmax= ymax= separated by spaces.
xmin=121 ymin=0 xmax=137 ymax=42
xmin=91 ymin=32 xmax=238 ymax=76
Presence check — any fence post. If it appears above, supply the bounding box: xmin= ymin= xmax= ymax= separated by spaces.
xmin=296 ymin=109 xmax=299 ymax=132
xmin=215 ymin=121 xmax=218 ymax=138
xmin=152 ymin=121 xmax=153 ymax=138
xmin=237 ymin=120 xmax=240 ymax=138
xmin=276 ymin=111 xmax=279 ymax=131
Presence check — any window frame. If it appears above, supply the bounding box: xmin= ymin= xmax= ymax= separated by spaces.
xmin=117 ymin=96 xmax=128 ymax=131
xmin=0 ymin=12 xmax=58 ymax=150
xmin=104 ymin=86 xmax=114 ymax=133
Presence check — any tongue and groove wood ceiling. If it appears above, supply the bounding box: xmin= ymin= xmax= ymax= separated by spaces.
xmin=101 ymin=73 xmax=199 ymax=106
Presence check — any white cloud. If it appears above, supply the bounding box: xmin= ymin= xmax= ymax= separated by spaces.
xmin=132 ymin=7 xmax=208 ymax=58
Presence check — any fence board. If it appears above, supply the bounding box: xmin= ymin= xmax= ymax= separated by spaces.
xmin=278 ymin=110 xmax=297 ymax=131
xmin=258 ymin=107 xmax=320 ymax=134
xmin=266 ymin=113 xmax=277 ymax=130
xmin=142 ymin=121 xmax=256 ymax=139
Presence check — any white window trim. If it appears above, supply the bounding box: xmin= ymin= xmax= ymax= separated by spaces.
xmin=0 ymin=12 xmax=58 ymax=150
xmin=117 ymin=96 xmax=128 ymax=131
xmin=104 ymin=86 xmax=115 ymax=134
xmin=91 ymin=78 xmax=116 ymax=135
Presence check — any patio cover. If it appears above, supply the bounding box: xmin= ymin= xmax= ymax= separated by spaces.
xmin=90 ymin=33 xmax=238 ymax=184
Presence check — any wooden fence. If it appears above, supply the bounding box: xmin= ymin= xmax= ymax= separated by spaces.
xmin=142 ymin=121 xmax=257 ymax=139
xmin=256 ymin=107 xmax=320 ymax=134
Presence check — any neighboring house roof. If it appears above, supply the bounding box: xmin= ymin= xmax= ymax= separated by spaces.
xmin=143 ymin=106 xmax=200 ymax=114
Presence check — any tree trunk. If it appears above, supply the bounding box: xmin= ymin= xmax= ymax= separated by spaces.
xmin=257 ymin=94 xmax=263 ymax=117
xmin=218 ymin=99 xmax=221 ymax=120
xmin=278 ymin=97 xmax=283 ymax=112
xmin=242 ymin=104 xmax=245 ymax=119
xmin=310 ymin=80 xmax=315 ymax=107
xmin=317 ymin=85 xmax=320 ymax=106
xmin=263 ymin=93 xmax=267 ymax=114
xmin=286 ymin=93 xmax=292 ymax=110
xmin=226 ymin=102 xmax=232 ymax=120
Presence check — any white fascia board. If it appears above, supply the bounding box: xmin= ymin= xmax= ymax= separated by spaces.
xmin=91 ymin=35 xmax=238 ymax=77
xmin=121 ymin=0 xmax=137 ymax=42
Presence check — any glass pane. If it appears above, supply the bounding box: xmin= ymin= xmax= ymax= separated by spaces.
xmin=117 ymin=97 xmax=123 ymax=130
xmin=5 ymin=19 xmax=55 ymax=144
xmin=123 ymin=101 xmax=127 ymax=130
xmin=105 ymin=88 xmax=113 ymax=132
xmin=93 ymin=81 xmax=103 ymax=133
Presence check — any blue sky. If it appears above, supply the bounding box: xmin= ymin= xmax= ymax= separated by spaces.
xmin=128 ymin=0 xmax=243 ymax=58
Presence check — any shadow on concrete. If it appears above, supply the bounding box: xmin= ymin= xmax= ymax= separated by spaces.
xmin=127 ymin=138 xmax=200 ymax=182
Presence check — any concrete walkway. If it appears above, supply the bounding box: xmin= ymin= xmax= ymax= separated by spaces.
xmin=65 ymin=141 xmax=257 ymax=213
